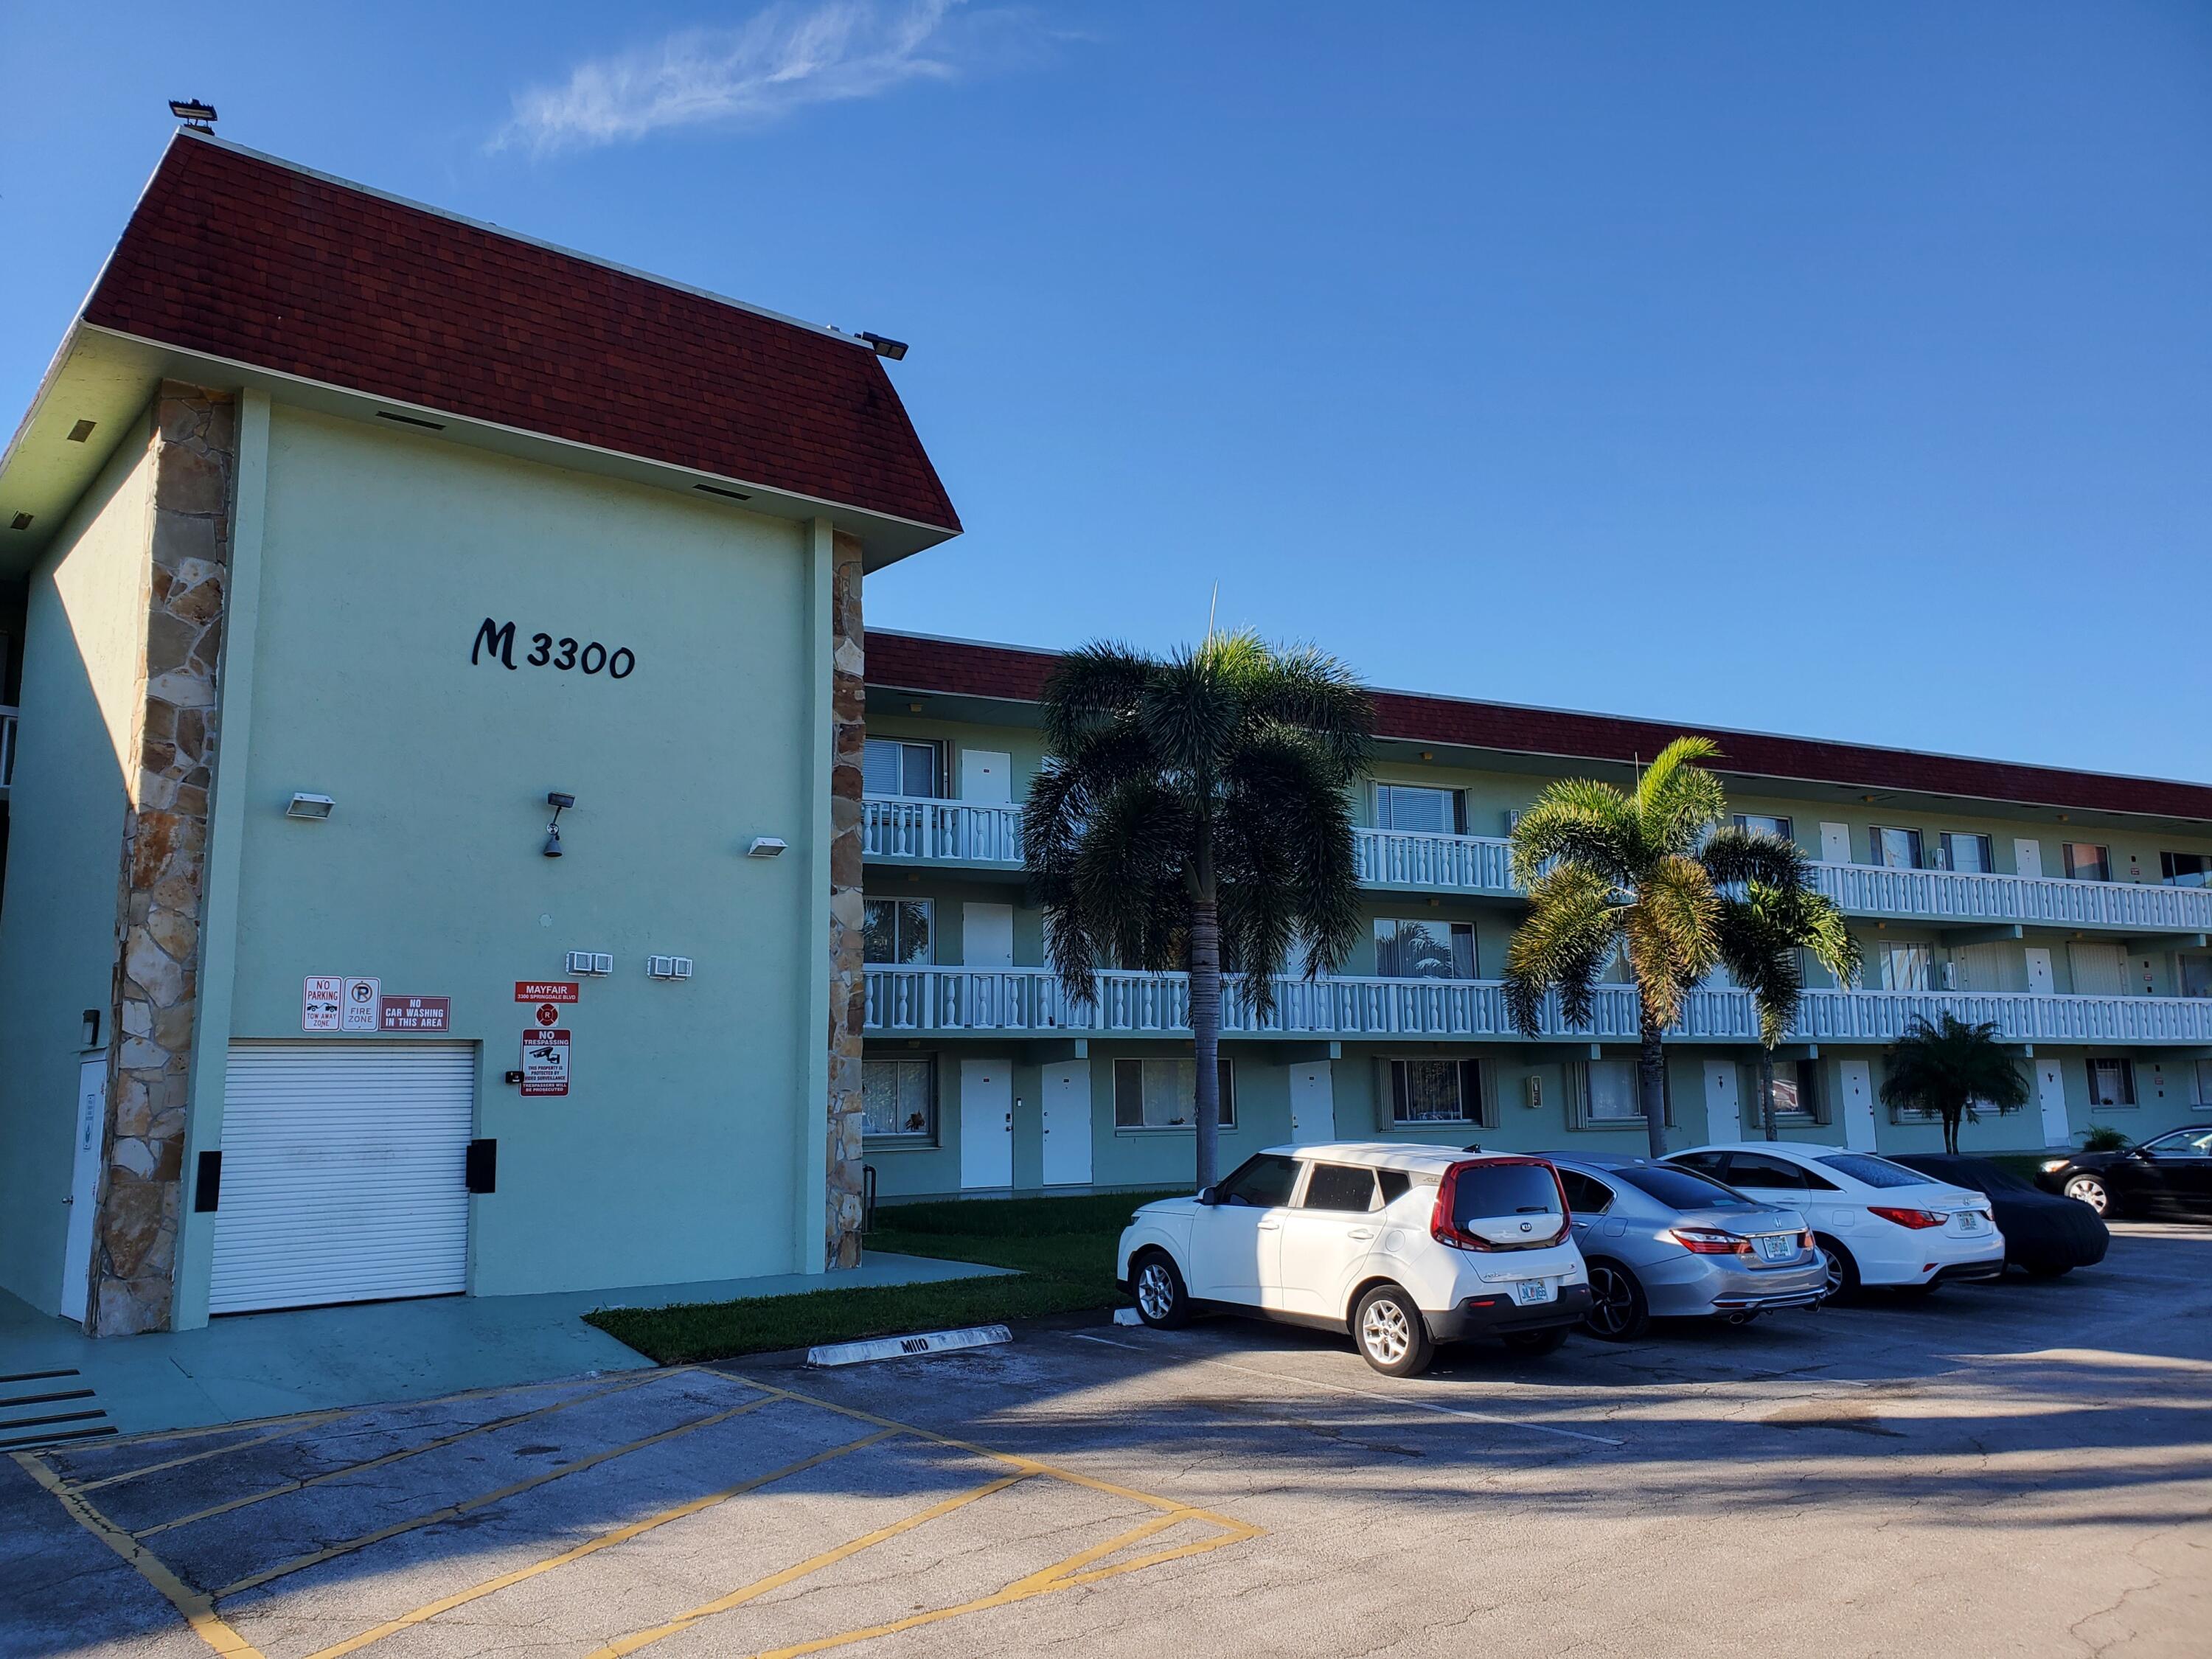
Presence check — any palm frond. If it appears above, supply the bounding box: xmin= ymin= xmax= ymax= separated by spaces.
xmin=1700 ymin=825 xmax=1807 ymax=891
xmin=1037 ymin=641 xmax=1155 ymax=754
xmin=1238 ymin=641 xmax=1375 ymax=781
xmin=1503 ymin=863 xmax=1622 ymax=1036
xmin=1636 ymin=735 xmax=1728 ymax=854
xmin=1508 ymin=778 xmax=1641 ymax=888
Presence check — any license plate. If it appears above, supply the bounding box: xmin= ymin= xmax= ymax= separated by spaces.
xmin=1514 ymin=1279 xmax=1553 ymax=1306
xmin=1755 ymin=1234 xmax=1795 ymax=1262
xmin=1958 ymin=1212 xmax=1984 ymax=1233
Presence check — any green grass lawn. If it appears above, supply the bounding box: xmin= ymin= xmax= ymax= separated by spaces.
xmin=584 ymin=1190 xmax=1178 ymax=1366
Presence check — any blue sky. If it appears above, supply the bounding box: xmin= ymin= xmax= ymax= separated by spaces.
xmin=5 ymin=2 xmax=2208 ymax=780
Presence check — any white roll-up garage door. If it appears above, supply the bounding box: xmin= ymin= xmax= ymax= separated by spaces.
xmin=209 ymin=1041 xmax=475 ymax=1315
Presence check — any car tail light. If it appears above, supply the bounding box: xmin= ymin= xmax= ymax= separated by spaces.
xmin=1430 ymin=1159 xmax=1572 ymax=1253
xmin=1869 ymin=1206 xmax=1948 ymax=1230
xmin=1670 ymin=1227 xmax=1753 ymax=1256
xmin=1798 ymin=1230 xmax=1815 ymax=1251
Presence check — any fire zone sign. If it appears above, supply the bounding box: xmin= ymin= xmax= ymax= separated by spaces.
xmin=521 ymin=1029 xmax=570 ymax=1097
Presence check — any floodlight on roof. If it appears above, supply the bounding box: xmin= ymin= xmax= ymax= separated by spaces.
xmin=857 ymin=333 xmax=909 ymax=361
xmin=169 ymin=99 xmax=218 ymax=129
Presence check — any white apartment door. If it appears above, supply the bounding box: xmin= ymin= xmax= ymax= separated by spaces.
xmin=1040 ymin=1062 xmax=1092 ymax=1187
xmin=962 ymin=902 xmax=1014 ymax=970
xmin=1838 ymin=1060 xmax=1878 ymax=1152
xmin=2036 ymin=1059 xmax=2070 ymax=1149
xmin=2024 ymin=947 xmax=2055 ymax=997
xmin=1819 ymin=822 xmax=1852 ymax=865
xmin=1703 ymin=1060 xmax=1743 ymax=1142
xmin=2014 ymin=838 xmax=2045 ymax=880
xmin=209 ymin=1042 xmax=473 ymax=1315
xmin=1288 ymin=1061 xmax=1336 ymax=1145
xmin=60 ymin=1056 xmax=107 ymax=1324
xmin=959 ymin=1059 xmax=1014 ymax=1190
xmin=959 ymin=749 xmax=1012 ymax=804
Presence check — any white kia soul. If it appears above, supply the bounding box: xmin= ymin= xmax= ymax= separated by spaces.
xmin=1116 ymin=1142 xmax=1591 ymax=1376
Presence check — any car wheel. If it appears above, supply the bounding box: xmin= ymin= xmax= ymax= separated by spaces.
xmin=1816 ymin=1237 xmax=1861 ymax=1300
xmin=1501 ymin=1325 xmax=1571 ymax=1356
xmin=1353 ymin=1283 xmax=1435 ymax=1377
xmin=1580 ymin=1260 xmax=1650 ymax=1342
xmin=1130 ymin=1251 xmax=1192 ymax=1329
xmin=2063 ymin=1175 xmax=2112 ymax=1217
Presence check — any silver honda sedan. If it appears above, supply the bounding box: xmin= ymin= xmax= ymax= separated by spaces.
xmin=1541 ymin=1152 xmax=1830 ymax=1340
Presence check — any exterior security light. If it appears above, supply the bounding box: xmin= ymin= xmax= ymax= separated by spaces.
xmin=543 ymin=792 xmax=574 ymax=858
xmin=285 ymin=793 xmax=335 ymax=821
xmin=169 ymin=99 xmax=218 ymax=128
xmin=857 ymin=333 xmax=909 ymax=361
xmin=748 ymin=837 xmax=788 ymax=858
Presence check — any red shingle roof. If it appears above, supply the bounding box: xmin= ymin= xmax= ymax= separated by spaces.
xmin=83 ymin=135 xmax=959 ymax=533
xmin=867 ymin=630 xmax=2212 ymax=821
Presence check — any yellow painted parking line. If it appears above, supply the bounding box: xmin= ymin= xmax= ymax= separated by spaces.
xmin=139 ymin=1368 xmax=666 ymax=1536
xmin=10 ymin=1450 xmax=268 ymax=1659
xmin=296 ymin=1427 xmax=905 ymax=1659
xmin=585 ymin=1467 xmax=1031 ymax=1659
xmin=727 ymin=1373 xmax=1258 ymax=1534
xmin=67 ymin=1414 xmax=358 ymax=1495
xmin=65 ymin=1367 xmax=689 ymax=1495
xmin=745 ymin=1507 xmax=1255 ymax=1659
xmin=209 ymin=1391 xmax=778 ymax=1599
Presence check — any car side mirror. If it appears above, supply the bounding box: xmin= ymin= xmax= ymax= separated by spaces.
xmin=1196 ymin=1186 xmax=1218 ymax=1206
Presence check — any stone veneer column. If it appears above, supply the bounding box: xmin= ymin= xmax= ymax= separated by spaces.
xmin=88 ymin=383 xmax=236 ymax=1335
xmin=824 ymin=530 xmax=869 ymax=1269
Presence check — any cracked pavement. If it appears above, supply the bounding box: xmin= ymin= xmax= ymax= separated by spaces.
xmin=3 ymin=1220 xmax=2206 ymax=1659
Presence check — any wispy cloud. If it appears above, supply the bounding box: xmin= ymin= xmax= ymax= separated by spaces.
xmin=496 ymin=0 xmax=1051 ymax=155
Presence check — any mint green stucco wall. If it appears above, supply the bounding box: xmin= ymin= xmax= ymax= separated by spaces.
xmin=0 ymin=412 xmax=155 ymax=1312
xmin=180 ymin=407 xmax=824 ymax=1301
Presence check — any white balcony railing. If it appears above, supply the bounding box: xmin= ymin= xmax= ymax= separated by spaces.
xmin=0 ymin=705 xmax=16 ymax=793
xmin=1806 ymin=862 xmax=2212 ymax=934
xmin=1353 ymin=828 xmax=1517 ymax=893
xmin=861 ymin=967 xmax=2212 ymax=1046
xmin=863 ymin=796 xmax=2212 ymax=935
xmin=860 ymin=796 xmax=1022 ymax=866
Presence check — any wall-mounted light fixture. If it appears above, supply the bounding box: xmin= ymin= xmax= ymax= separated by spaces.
xmin=565 ymin=950 xmax=614 ymax=976
xmin=543 ymin=792 xmax=574 ymax=858
xmin=82 ymin=1009 xmax=102 ymax=1048
xmin=285 ymin=793 xmax=335 ymax=821
xmin=646 ymin=956 xmax=694 ymax=980
xmin=857 ymin=333 xmax=909 ymax=361
xmin=747 ymin=837 xmax=787 ymax=858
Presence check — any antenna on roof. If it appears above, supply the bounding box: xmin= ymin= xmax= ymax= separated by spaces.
xmin=168 ymin=98 xmax=218 ymax=131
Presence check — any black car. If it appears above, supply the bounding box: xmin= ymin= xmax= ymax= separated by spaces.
xmin=1892 ymin=1154 xmax=2109 ymax=1277
xmin=2034 ymin=1127 xmax=2212 ymax=1220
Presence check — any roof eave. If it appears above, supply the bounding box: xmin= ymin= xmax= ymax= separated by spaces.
xmin=0 ymin=327 xmax=959 ymax=579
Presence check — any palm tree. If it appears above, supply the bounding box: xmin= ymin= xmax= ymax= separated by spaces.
xmin=1711 ymin=857 xmax=1864 ymax=1139
xmin=1022 ymin=633 xmax=1374 ymax=1189
xmin=1879 ymin=1014 xmax=2030 ymax=1153
xmin=1503 ymin=736 xmax=1823 ymax=1158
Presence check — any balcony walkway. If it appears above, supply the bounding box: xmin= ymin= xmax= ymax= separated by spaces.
xmin=861 ymin=796 xmax=2212 ymax=936
xmin=862 ymin=965 xmax=2212 ymax=1047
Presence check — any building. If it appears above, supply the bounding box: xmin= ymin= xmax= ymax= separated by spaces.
xmin=4 ymin=133 xmax=2208 ymax=1339
xmin=0 ymin=133 xmax=958 ymax=1335
xmin=855 ymin=630 xmax=2212 ymax=1200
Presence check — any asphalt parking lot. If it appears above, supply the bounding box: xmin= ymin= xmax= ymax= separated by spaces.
xmin=7 ymin=1221 xmax=2207 ymax=1659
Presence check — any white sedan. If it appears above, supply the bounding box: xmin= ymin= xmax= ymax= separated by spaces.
xmin=1116 ymin=1143 xmax=1591 ymax=1376
xmin=1665 ymin=1143 xmax=2005 ymax=1295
